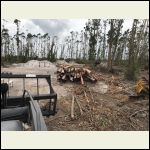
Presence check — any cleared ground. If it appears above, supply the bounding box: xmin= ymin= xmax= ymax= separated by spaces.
xmin=1 ymin=60 xmax=149 ymax=131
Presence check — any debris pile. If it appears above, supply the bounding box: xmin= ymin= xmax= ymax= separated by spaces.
xmin=57 ymin=65 xmax=97 ymax=84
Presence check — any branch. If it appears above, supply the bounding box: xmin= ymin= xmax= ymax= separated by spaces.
xmin=74 ymin=96 xmax=83 ymax=115
xmin=71 ymin=95 xmax=75 ymax=119
xmin=129 ymin=109 xmax=149 ymax=118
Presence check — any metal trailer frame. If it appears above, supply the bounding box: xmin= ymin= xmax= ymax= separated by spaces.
xmin=1 ymin=73 xmax=57 ymax=117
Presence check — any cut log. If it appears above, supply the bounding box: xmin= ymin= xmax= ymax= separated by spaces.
xmin=76 ymin=73 xmax=80 ymax=78
xmin=80 ymin=75 xmax=84 ymax=85
xmin=91 ymin=73 xmax=98 ymax=81
xmin=71 ymin=67 xmax=75 ymax=72
xmin=57 ymin=65 xmax=97 ymax=84
xmin=61 ymin=69 xmax=65 ymax=74
xmin=70 ymin=76 xmax=74 ymax=81
xmin=57 ymin=68 xmax=63 ymax=73
xmin=71 ymin=95 xmax=75 ymax=119
xmin=62 ymin=74 xmax=67 ymax=80
xmin=84 ymin=68 xmax=91 ymax=74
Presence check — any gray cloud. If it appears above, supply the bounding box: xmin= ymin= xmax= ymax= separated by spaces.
xmin=31 ymin=19 xmax=71 ymax=36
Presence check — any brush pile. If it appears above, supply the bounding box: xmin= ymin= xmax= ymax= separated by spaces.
xmin=56 ymin=65 xmax=97 ymax=84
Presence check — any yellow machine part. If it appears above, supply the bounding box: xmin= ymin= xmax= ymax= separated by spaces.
xmin=135 ymin=78 xmax=149 ymax=95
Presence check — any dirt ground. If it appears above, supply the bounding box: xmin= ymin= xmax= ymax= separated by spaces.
xmin=1 ymin=60 xmax=149 ymax=131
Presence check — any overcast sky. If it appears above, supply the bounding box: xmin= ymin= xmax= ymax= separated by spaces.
xmin=1 ymin=19 xmax=133 ymax=42
xmin=1 ymin=19 xmax=87 ymax=38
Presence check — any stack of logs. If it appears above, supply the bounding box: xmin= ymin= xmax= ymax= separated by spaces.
xmin=57 ymin=65 xmax=97 ymax=84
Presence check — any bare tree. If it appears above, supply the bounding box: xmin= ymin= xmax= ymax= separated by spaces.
xmin=85 ymin=19 xmax=101 ymax=61
xmin=14 ymin=19 xmax=21 ymax=59
xmin=126 ymin=19 xmax=139 ymax=80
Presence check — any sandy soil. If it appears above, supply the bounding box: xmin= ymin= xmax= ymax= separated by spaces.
xmin=1 ymin=60 xmax=73 ymax=98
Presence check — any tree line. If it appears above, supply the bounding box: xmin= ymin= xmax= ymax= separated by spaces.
xmin=1 ymin=19 xmax=149 ymax=80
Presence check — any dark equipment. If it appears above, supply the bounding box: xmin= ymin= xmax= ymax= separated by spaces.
xmin=1 ymin=73 xmax=58 ymax=131
xmin=1 ymin=83 xmax=9 ymax=108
